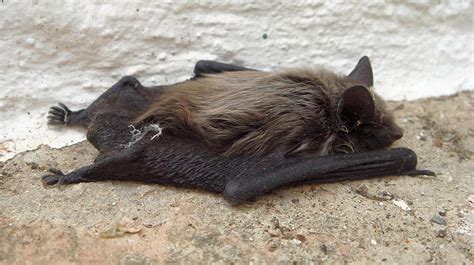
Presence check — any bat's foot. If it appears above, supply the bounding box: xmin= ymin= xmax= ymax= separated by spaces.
xmin=41 ymin=168 xmax=87 ymax=187
xmin=42 ymin=166 xmax=97 ymax=187
xmin=47 ymin=103 xmax=72 ymax=125
xmin=42 ymin=174 xmax=65 ymax=186
xmin=42 ymin=168 xmax=68 ymax=187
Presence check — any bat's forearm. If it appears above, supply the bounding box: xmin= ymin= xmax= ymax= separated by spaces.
xmin=224 ymin=148 xmax=434 ymax=203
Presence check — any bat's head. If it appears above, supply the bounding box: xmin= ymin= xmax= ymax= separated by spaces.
xmin=335 ymin=56 xmax=404 ymax=153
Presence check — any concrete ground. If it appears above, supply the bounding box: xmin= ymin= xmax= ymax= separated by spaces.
xmin=0 ymin=92 xmax=472 ymax=264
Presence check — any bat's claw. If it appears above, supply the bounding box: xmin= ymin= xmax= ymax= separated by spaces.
xmin=404 ymin=169 xmax=436 ymax=177
xmin=42 ymin=174 xmax=65 ymax=187
xmin=42 ymin=168 xmax=68 ymax=187
xmin=47 ymin=103 xmax=72 ymax=126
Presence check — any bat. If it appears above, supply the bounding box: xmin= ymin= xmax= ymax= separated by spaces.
xmin=44 ymin=57 xmax=434 ymax=203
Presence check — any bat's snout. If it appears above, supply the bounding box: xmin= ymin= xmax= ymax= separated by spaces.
xmin=392 ymin=127 xmax=404 ymax=140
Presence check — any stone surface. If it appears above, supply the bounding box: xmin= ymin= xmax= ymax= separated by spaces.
xmin=0 ymin=92 xmax=473 ymax=264
xmin=0 ymin=1 xmax=473 ymax=161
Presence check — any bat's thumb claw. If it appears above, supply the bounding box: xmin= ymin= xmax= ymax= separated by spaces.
xmin=404 ymin=169 xmax=436 ymax=177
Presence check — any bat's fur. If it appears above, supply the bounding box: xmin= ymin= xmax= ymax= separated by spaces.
xmin=135 ymin=64 xmax=403 ymax=157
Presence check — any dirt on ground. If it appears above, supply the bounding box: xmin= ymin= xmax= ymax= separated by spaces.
xmin=0 ymin=92 xmax=473 ymax=264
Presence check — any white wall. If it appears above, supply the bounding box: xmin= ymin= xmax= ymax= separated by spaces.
xmin=1 ymin=0 xmax=473 ymax=161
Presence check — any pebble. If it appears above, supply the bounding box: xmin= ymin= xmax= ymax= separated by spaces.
xmin=291 ymin=239 xmax=302 ymax=245
xmin=416 ymin=131 xmax=427 ymax=141
xmin=431 ymin=213 xmax=447 ymax=226
xmin=27 ymin=162 xmax=39 ymax=170
xmin=294 ymin=234 xmax=306 ymax=243
xmin=467 ymin=195 xmax=474 ymax=204
xmin=392 ymin=199 xmax=411 ymax=211
xmin=437 ymin=229 xmax=447 ymax=238
xmin=143 ymin=222 xmax=157 ymax=228
xmin=158 ymin=52 xmax=167 ymax=60
xmin=267 ymin=239 xmax=278 ymax=251
xmin=267 ymin=228 xmax=280 ymax=237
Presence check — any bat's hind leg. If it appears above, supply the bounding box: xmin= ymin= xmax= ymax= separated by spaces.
xmin=42 ymin=143 xmax=145 ymax=186
xmin=47 ymin=103 xmax=89 ymax=127
xmin=47 ymin=76 xmax=156 ymax=129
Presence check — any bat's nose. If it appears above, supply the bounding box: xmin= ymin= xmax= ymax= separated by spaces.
xmin=392 ymin=127 xmax=404 ymax=140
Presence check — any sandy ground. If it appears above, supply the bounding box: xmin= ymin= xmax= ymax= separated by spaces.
xmin=0 ymin=92 xmax=473 ymax=264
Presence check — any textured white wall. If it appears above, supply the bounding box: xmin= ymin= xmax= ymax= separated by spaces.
xmin=0 ymin=0 xmax=473 ymax=161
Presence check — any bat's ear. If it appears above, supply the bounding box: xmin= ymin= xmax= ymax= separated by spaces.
xmin=348 ymin=56 xmax=373 ymax=87
xmin=340 ymin=85 xmax=375 ymax=124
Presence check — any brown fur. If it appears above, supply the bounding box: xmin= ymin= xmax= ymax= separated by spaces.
xmin=135 ymin=67 xmax=403 ymax=156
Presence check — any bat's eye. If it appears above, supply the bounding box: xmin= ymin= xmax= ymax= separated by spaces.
xmin=358 ymin=124 xmax=377 ymax=137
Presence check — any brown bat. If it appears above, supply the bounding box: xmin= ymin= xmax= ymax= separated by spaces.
xmin=43 ymin=57 xmax=434 ymax=203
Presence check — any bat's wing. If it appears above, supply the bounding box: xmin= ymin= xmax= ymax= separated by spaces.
xmin=43 ymin=131 xmax=433 ymax=204
xmin=224 ymin=148 xmax=435 ymax=203
xmin=193 ymin=60 xmax=258 ymax=77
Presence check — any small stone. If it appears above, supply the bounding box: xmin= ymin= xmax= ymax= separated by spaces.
xmin=143 ymin=222 xmax=157 ymax=228
xmin=27 ymin=162 xmax=39 ymax=170
xmin=438 ymin=210 xmax=447 ymax=217
xmin=1 ymin=171 xmax=12 ymax=177
xmin=294 ymin=234 xmax=306 ymax=243
xmin=47 ymin=167 xmax=63 ymax=175
xmin=467 ymin=195 xmax=474 ymax=204
xmin=271 ymin=217 xmax=280 ymax=229
xmin=158 ymin=52 xmax=167 ymax=61
xmin=355 ymin=183 xmax=368 ymax=194
xmin=436 ymin=229 xmax=447 ymax=238
xmin=320 ymin=244 xmax=328 ymax=254
xmin=119 ymin=254 xmax=156 ymax=265
xmin=267 ymin=228 xmax=280 ymax=237
xmin=417 ymin=131 xmax=427 ymax=141
xmin=291 ymin=239 xmax=302 ymax=245
xmin=22 ymin=235 xmax=33 ymax=244
xmin=431 ymin=213 xmax=447 ymax=226
xmin=100 ymin=219 xmax=141 ymax=238
xmin=392 ymin=199 xmax=411 ymax=211
xmin=371 ymin=239 xmax=377 ymax=245
xmin=267 ymin=239 xmax=278 ymax=252
xmin=100 ymin=225 xmax=125 ymax=238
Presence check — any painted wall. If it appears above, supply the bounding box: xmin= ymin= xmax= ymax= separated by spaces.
xmin=1 ymin=1 xmax=473 ymax=161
